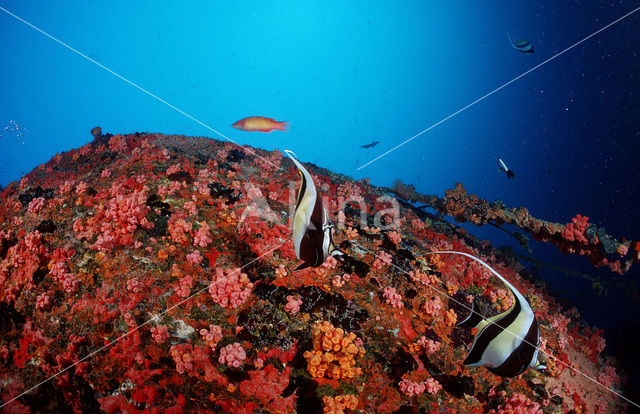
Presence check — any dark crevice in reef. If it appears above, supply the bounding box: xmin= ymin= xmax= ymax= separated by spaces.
xmin=389 ymin=348 xmax=418 ymax=385
xmin=237 ymin=300 xmax=293 ymax=350
xmin=226 ymin=148 xmax=245 ymax=163
xmin=32 ymin=268 xmax=48 ymax=286
xmin=18 ymin=186 xmax=56 ymax=206
xmin=253 ymin=284 xmax=369 ymax=333
xmin=435 ymin=374 xmax=475 ymax=399
xmin=224 ymin=367 xmax=250 ymax=383
xmin=20 ymin=379 xmax=75 ymax=413
xmin=0 ymin=302 xmax=26 ymax=331
xmin=235 ymin=242 xmax=274 ymax=283
xmin=393 ymin=405 xmax=425 ymax=414
xmin=0 ymin=235 xmax=17 ymax=260
xmin=167 ymin=171 xmax=194 ymax=184
xmin=208 ymin=182 xmax=240 ymax=204
xmin=35 ymin=219 xmax=57 ymax=234
xmin=337 ymin=253 xmax=370 ymax=279
xmin=145 ymin=194 xmax=172 ymax=238
xmin=285 ymin=374 xmax=322 ymax=414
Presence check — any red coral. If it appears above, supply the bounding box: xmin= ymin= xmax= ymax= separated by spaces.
xmin=74 ymin=182 xmax=153 ymax=251
xmin=489 ymin=392 xmax=542 ymax=414
xmin=239 ymin=365 xmax=296 ymax=412
xmin=99 ymin=394 xmax=140 ymax=414
xmin=131 ymin=385 xmax=159 ymax=405
xmin=560 ymin=214 xmax=591 ymax=244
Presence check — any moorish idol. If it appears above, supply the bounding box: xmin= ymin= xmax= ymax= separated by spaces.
xmin=507 ymin=33 xmax=534 ymax=54
xmin=425 ymin=251 xmax=545 ymax=377
xmin=284 ymin=150 xmax=345 ymax=271
xmin=497 ymin=158 xmax=515 ymax=179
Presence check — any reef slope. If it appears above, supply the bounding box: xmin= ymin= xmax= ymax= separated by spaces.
xmin=0 ymin=133 xmax=627 ymax=413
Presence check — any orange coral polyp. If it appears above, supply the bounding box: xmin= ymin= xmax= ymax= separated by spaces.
xmin=304 ymin=321 xmax=365 ymax=382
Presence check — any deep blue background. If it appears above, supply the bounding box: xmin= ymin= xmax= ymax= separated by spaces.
xmin=1 ymin=0 xmax=639 ymax=402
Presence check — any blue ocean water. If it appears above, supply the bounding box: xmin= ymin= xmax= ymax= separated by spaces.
xmin=1 ymin=0 xmax=639 ymax=400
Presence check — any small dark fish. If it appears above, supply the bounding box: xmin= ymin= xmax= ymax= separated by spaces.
xmin=360 ymin=141 xmax=380 ymax=149
xmin=497 ymin=158 xmax=515 ymax=179
xmin=508 ymin=33 xmax=534 ymax=54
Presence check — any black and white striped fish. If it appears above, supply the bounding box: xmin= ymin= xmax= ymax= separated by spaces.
xmin=284 ymin=150 xmax=345 ymax=271
xmin=426 ymin=251 xmax=545 ymax=377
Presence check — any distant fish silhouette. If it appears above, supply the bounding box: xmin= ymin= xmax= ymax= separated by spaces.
xmin=507 ymin=33 xmax=534 ymax=54
xmin=360 ymin=141 xmax=380 ymax=149
xmin=497 ymin=158 xmax=515 ymax=179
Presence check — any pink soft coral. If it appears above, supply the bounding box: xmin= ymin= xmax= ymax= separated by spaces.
xmin=186 ymin=250 xmax=203 ymax=265
xmin=193 ymin=221 xmax=212 ymax=247
xmin=284 ymin=295 xmax=302 ymax=314
xmin=35 ymin=292 xmax=51 ymax=311
xmin=489 ymin=392 xmax=542 ymax=414
xmin=422 ymin=296 xmax=442 ymax=317
xmin=561 ymin=214 xmax=591 ymax=244
xmin=168 ymin=217 xmax=192 ymax=245
xmin=416 ymin=336 xmax=441 ymax=355
xmin=208 ymin=267 xmax=254 ymax=308
xmin=200 ymin=324 xmax=223 ymax=351
xmin=424 ymin=378 xmax=442 ymax=395
xmin=27 ymin=197 xmax=45 ymax=214
xmin=49 ymin=249 xmax=79 ymax=294
xmin=382 ymin=287 xmax=403 ymax=308
xmin=219 ymin=342 xmax=246 ymax=367
xmin=372 ymin=251 xmax=393 ymax=269
xmin=150 ymin=325 xmax=171 ymax=344
xmin=399 ymin=379 xmax=426 ymax=397
xmin=387 ymin=231 xmax=402 ymax=246
xmin=175 ymin=275 xmax=194 ymax=298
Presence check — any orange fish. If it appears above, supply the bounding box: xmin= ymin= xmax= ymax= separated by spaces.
xmin=232 ymin=116 xmax=288 ymax=133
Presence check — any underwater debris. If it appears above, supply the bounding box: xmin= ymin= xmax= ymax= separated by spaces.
xmin=387 ymin=181 xmax=639 ymax=275
xmin=0 ymin=133 xmax=629 ymax=412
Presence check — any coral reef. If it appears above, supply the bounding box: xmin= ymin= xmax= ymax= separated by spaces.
xmin=0 ymin=132 xmax=629 ymax=412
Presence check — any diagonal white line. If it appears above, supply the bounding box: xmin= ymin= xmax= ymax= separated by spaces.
xmin=0 ymin=5 xmax=280 ymax=170
xmin=363 ymin=246 xmax=639 ymax=408
xmin=357 ymin=5 xmax=640 ymax=170
xmin=0 ymin=243 xmax=284 ymax=410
